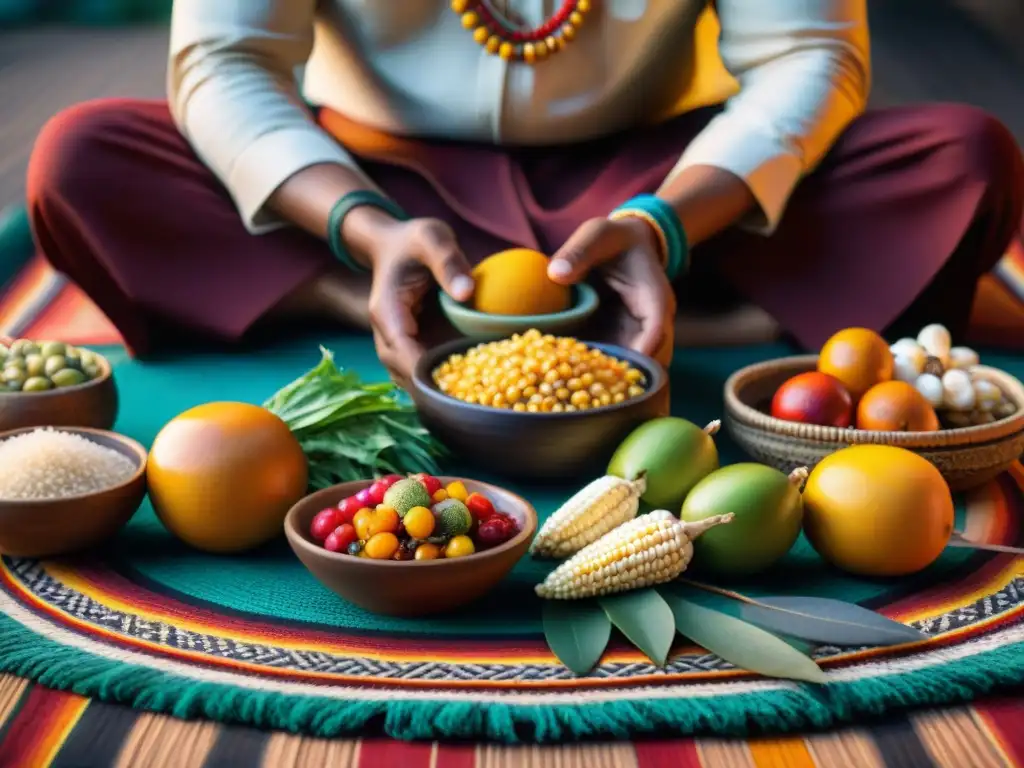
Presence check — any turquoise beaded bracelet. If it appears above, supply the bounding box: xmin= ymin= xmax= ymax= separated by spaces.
xmin=611 ymin=194 xmax=689 ymax=282
xmin=327 ymin=190 xmax=409 ymax=273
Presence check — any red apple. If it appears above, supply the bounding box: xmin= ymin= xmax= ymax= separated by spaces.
xmin=771 ymin=371 xmax=854 ymax=427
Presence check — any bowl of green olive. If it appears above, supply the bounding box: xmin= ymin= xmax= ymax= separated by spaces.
xmin=0 ymin=338 xmax=118 ymax=431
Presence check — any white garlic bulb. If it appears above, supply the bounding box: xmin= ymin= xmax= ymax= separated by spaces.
xmin=915 ymin=373 xmax=945 ymax=407
xmin=893 ymin=354 xmax=925 ymax=383
xmin=942 ymin=369 xmax=976 ymax=411
xmin=917 ymin=324 xmax=952 ymax=364
xmin=948 ymin=346 xmax=980 ymax=370
xmin=972 ymin=379 xmax=1002 ymax=412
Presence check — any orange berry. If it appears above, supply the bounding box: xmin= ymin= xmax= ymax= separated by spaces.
xmin=364 ymin=532 xmax=400 ymax=560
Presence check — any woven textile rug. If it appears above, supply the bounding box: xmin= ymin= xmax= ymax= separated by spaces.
xmin=3 ymin=245 xmax=1024 ymax=765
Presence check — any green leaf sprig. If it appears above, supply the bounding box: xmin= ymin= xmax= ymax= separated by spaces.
xmin=541 ymin=580 xmax=927 ymax=680
xmin=264 ymin=347 xmax=447 ymax=488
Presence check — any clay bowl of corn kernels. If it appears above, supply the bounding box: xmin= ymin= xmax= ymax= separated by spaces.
xmin=410 ymin=332 xmax=670 ymax=481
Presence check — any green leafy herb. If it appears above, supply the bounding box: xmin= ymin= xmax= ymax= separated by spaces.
xmin=542 ymin=600 xmax=612 ymax=676
xmin=264 ymin=347 xmax=447 ymax=488
xmin=663 ymin=593 xmax=827 ymax=684
xmin=599 ymin=590 xmax=676 ymax=667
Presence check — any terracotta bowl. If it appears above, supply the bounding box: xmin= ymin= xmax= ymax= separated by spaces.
xmin=0 ymin=427 xmax=148 ymax=558
xmin=0 ymin=350 xmax=118 ymax=432
xmin=408 ymin=338 xmax=671 ymax=480
xmin=438 ymin=283 xmax=599 ymax=340
xmin=284 ymin=477 xmax=537 ymax=617
xmin=724 ymin=355 xmax=1024 ymax=491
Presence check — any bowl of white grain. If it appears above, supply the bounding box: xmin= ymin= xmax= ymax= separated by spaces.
xmin=0 ymin=426 xmax=147 ymax=558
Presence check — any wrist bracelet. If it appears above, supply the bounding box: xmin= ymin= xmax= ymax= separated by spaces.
xmin=608 ymin=209 xmax=670 ymax=269
xmin=610 ymin=194 xmax=689 ymax=282
xmin=327 ymin=190 xmax=409 ymax=273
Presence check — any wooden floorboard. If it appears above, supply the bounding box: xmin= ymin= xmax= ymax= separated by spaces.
xmin=0 ymin=1 xmax=1022 ymax=208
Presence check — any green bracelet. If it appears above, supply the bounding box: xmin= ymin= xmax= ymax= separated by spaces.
xmin=327 ymin=190 xmax=409 ymax=273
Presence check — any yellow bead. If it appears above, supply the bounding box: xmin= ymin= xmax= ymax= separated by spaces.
xmin=486 ymin=35 xmax=501 ymax=54
xmin=522 ymin=42 xmax=536 ymax=63
xmin=473 ymin=26 xmax=489 ymax=44
xmin=569 ymin=11 xmax=584 ymax=26
xmin=499 ymin=41 xmax=516 ymax=59
xmin=577 ymin=0 xmax=591 ymax=11
xmin=562 ymin=22 xmax=576 ymax=39
xmin=545 ymin=35 xmax=560 ymax=52
xmin=534 ymin=40 xmax=548 ymax=59
xmin=461 ymin=11 xmax=479 ymax=28
xmin=451 ymin=0 xmax=469 ymax=11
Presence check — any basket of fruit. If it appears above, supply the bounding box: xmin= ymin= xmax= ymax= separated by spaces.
xmin=723 ymin=325 xmax=1024 ymax=491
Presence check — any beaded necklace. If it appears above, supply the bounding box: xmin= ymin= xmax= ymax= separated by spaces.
xmin=451 ymin=0 xmax=592 ymax=63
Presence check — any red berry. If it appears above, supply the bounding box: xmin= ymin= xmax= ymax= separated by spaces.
xmin=367 ymin=481 xmax=388 ymax=505
xmin=355 ymin=487 xmax=375 ymax=507
xmin=311 ymin=508 xmax=341 ymax=540
xmin=465 ymin=492 xmax=496 ymax=521
xmin=476 ymin=520 xmax=509 ymax=548
xmin=337 ymin=496 xmax=362 ymax=523
xmin=379 ymin=474 xmax=403 ymax=489
xmin=324 ymin=523 xmax=358 ymax=552
xmin=412 ymin=473 xmax=443 ymax=495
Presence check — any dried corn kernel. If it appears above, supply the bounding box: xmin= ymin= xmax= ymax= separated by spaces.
xmin=432 ymin=329 xmax=647 ymax=412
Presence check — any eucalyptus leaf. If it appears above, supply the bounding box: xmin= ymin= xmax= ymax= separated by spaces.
xmin=741 ymin=596 xmax=926 ymax=647
xmin=599 ymin=590 xmax=676 ymax=667
xmin=663 ymin=593 xmax=827 ymax=684
xmin=543 ymin=600 xmax=612 ymax=676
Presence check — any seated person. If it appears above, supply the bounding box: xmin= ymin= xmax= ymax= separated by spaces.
xmin=27 ymin=0 xmax=1024 ymax=386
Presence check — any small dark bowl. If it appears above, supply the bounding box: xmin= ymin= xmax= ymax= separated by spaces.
xmin=0 ymin=351 xmax=118 ymax=432
xmin=284 ymin=477 xmax=537 ymax=617
xmin=409 ymin=338 xmax=670 ymax=480
xmin=0 ymin=427 xmax=147 ymax=558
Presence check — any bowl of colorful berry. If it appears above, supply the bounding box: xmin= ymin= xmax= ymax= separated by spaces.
xmin=284 ymin=473 xmax=537 ymax=617
xmin=410 ymin=330 xmax=670 ymax=480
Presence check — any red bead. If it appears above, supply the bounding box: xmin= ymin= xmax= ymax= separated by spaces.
xmin=511 ymin=31 xmax=524 ymax=41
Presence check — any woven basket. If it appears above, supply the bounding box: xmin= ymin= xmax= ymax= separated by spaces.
xmin=724 ymin=355 xmax=1024 ymax=491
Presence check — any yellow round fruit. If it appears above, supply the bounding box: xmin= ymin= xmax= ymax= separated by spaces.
xmin=147 ymin=402 xmax=308 ymax=554
xmin=471 ymin=248 xmax=572 ymax=316
xmin=818 ymin=327 xmax=894 ymax=401
xmin=802 ymin=445 xmax=953 ymax=576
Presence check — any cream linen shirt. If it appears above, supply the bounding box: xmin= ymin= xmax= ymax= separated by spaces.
xmin=168 ymin=0 xmax=870 ymax=236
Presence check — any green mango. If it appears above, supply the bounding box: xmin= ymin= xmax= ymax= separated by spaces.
xmin=607 ymin=417 xmax=719 ymax=511
xmin=681 ymin=463 xmax=806 ymax=576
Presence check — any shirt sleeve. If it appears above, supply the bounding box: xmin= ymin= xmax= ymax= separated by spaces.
xmin=168 ymin=0 xmax=376 ymax=234
xmin=661 ymin=0 xmax=871 ymax=235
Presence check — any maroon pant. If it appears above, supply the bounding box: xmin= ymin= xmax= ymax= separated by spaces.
xmin=27 ymin=99 xmax=1024 ymax=357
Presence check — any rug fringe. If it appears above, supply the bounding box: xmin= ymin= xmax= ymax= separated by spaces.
xmin=0 ymin=614 xmax=1022 ymax=742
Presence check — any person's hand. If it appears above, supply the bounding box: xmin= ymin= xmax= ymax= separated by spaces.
xmin=361 ymin=216 xmax=474 ymax=386
xmin=548 ymin=217 xmax=676 ymax=366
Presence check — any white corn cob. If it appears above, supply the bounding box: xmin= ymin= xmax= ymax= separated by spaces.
xmin=531 ymin=474 xmax=647 ymax=558
xmin=535 ymin=510 xmax=734 ymax=600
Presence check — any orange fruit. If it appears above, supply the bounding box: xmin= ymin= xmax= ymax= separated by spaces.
xmin=471 ymin=248 xmax=572 ymax=316
xmin=856 ymin=380 xmax=940 ymax=432
xmin=817 ymin=327 xmax=894 ymax=400
xmin=803 ymin=445 xmax=954 ymax=577
xmin=147 ymin=402 xmax=308 ymax=553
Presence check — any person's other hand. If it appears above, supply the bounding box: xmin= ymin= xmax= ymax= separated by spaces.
xmin=364 ymin=217 xmax=474 ymax=386
xmin=548 ymin=217 xmax=675 ymax=366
